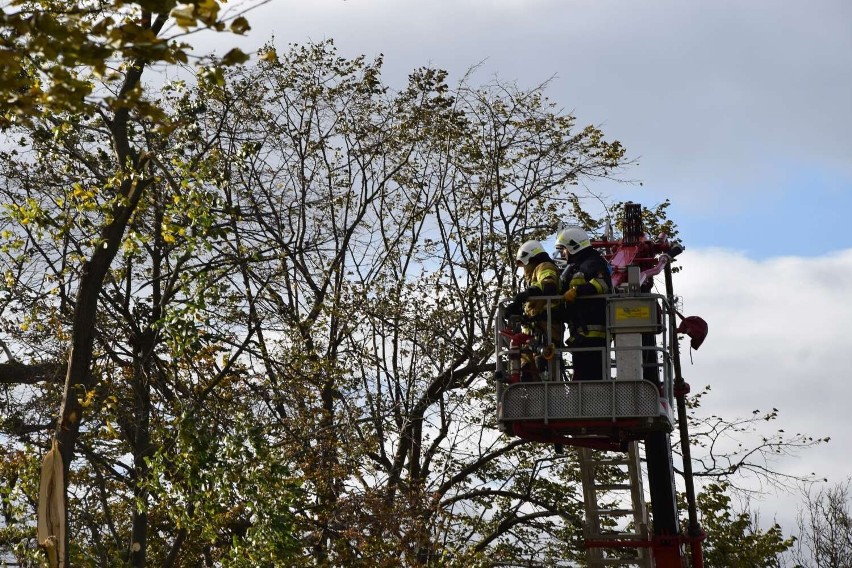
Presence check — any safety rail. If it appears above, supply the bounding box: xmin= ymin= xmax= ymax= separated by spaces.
xmin=494 ymin=290 xmax=678 ymax=442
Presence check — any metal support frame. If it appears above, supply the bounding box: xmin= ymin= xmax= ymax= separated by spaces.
xmin=494 ymin=262 xmax=703 ymax=567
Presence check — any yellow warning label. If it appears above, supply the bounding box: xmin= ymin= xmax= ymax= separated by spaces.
xmin=615 ymin=306 xmax=651 ymax=320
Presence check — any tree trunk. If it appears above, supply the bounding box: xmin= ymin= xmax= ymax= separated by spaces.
xmin=53 ymin=175 xmax=151 ymax=565
xmin=129 ymin=342 xmax=153 ymax=568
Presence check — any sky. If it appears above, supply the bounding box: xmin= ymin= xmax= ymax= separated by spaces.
xmin=210 ymin=0 xmax=852 ymax=536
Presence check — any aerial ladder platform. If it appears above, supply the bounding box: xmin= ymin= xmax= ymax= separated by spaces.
xmin=494 ymin=203 xmax=708 ymax=568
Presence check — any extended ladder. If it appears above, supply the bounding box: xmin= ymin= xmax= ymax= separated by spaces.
xmin=578 ymin=442 xmax=653 ymax=567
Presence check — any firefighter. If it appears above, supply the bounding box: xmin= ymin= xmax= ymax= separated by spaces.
xmin=506 ymin=240 xmax=561 ymax=380
xmin=555 ymin=227 xmax=612 ymax=380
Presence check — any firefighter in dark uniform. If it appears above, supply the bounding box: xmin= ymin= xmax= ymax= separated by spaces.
xmin=555 ymin=227 xmax=612 ymax=380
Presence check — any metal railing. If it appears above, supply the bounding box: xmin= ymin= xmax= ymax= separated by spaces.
xmin=494 ymin=289 xmax=677 ymax=429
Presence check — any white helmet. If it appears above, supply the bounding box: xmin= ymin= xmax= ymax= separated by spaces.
xmin=515 ymin=240 xmax=545 ymax=266
xmin=555 ymin=227 xmax=591 ymax=255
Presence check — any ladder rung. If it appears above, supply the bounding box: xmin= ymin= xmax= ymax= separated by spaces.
xmin=587 ymin=459 xmax=630 ymax=466
xmin=588 ymin=532 xmax=647 ymax=541
xmin=595 ymin=558 xmax=644 ymax=566
xmin=593 ymin=508 xmax=636 ymax=516
xmin=594 ymin=483 xmax=634 ymax=490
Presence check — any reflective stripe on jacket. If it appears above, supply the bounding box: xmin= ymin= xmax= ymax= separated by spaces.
xmin=565 ymin=248 xmax=611 ymax=339
xmin=523 ymin=261 xmax=559 ymax=318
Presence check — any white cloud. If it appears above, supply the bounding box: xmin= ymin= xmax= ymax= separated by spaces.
xmin=669 ymin=247 xmax=852 ymax=529
xmin=216 ymin=1 xmax=852 ymax=248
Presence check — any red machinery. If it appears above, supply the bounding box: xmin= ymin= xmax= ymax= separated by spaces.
xmin=495 ymin=202 xmax=708 ymax=567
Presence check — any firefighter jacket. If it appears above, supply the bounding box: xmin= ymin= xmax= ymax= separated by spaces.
xmin=522 ymin=258 xmax=560 ymax=319
xmin=562 ymin=247 xmax=612 ymax=339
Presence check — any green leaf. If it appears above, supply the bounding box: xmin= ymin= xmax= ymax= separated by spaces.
xmin=221 ymin=48 xmax=250 ymax=66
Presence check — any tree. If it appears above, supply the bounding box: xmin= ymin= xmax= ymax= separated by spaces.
xmin=0 ymin=1 xmax=265 ymax=565
xmin=682 ymin=388 xmax=829 ymax=491
xmin=0 ymin=0 xmax=255 ymax=122
xmin=695 ymin=482 xmax=794 ymax=568
xmin=0 ymin=34 xmax=627 ymax=565
xmin=198 ymin=40 xmax=629 ymax=565
xmin=789 ymin=479 xmax=852 ymax=568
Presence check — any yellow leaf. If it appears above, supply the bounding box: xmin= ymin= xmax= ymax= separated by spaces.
xmin=196 ymin=0 xmax=220 ymax=24
xmin=81 ymin=390 xmax=96 ymax=409
xmin=170 ymin=4 xmax=197 ymax=28
xmin=105 ymin=422 xmax=119 ymax=439
xmin=259 ymin=48 xmax=278 ymax=63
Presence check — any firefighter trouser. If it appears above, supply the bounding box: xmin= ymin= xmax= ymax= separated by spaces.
xmin=567 ymin=335 xmax=608 ymax=381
